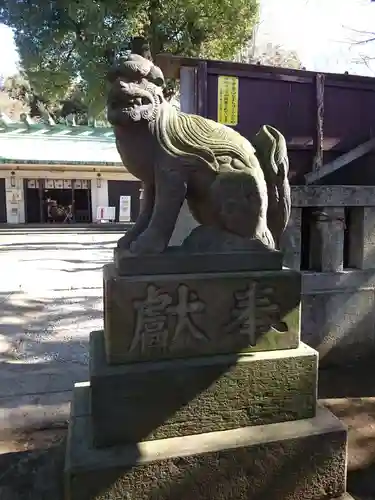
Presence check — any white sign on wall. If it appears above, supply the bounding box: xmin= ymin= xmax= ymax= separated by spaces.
xmin=119 ymin=195 xmax=131 ymax=222
xmin=96 ymin=206 xmax=116 ymax=222
xmin=8 ymin=190 xmax=22 ymax=204
xmin=6 ymin=189 xmax=22 ymax=204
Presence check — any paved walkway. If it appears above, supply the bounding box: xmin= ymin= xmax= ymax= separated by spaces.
xmin=0 ymin=230 xmax=123 ymax=433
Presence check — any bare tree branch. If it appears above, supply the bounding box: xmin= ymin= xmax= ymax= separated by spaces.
xmin=343 ymin=26 xmax=375 ymax=36
xmin=353 ymin=36 xmax=375 ymax=46
xmin=352 ymin=53 xmax=375 ymax=73
xmin=342 ymin=25 xmax=375 ymax=45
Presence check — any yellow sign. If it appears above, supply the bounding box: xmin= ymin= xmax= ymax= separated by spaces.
xmin=217 ymin=76 xmax=239 ymax=126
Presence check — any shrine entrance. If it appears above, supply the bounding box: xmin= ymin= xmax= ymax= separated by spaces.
xmin=25 ymin=179 xmax=92 ymax=223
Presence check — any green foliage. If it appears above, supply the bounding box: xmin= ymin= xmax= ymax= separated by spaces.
xmin=0 ymin=84 xmax=29 ymax=120
xmin=3 ymin=73 xmax=51 ymax=119
xmin=0 ymin=0 xmax=259 ymax=118
xmin=2 ymin=72 xmax=104 ymax=125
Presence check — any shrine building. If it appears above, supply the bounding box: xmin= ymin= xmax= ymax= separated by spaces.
xmin=0 ymin=114 xmax=141 ymax=224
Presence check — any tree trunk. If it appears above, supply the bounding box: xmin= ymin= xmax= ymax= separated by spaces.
xmin=130 ymin=37 xmax=153 ymax=61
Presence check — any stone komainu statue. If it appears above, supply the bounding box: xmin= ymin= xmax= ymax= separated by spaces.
xmin=107 ymin=54 xmax=291 ymax=255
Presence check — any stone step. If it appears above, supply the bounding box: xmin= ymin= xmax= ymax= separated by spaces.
xmin=65 ymin=383 xmax=348 ymax=500
xmin=89 ymin=331 xmax=317 ymax=447
xmin=103 ymin=263 xmax=301 ymax=364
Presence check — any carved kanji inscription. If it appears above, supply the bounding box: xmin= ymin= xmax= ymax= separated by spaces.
xmin=226 ymin=283 xmax=289 ymax=346
xmin=130 ymin=284 xmax=207 ymax=353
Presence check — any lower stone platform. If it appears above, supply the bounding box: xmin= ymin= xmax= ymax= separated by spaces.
xmin=90 ymin=331 xmax=317 ymax=447
xmin=65 ymin=383 xmax=349 ymax=500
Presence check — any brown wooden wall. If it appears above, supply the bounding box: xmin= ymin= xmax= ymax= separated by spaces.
xmin=158 ymin=55 xmax=375 ymax=185
xmin=203 ymin=61 xmax=375 ymax=185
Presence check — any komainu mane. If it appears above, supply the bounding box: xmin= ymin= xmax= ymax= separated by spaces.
xmin=107 ymin=54 xmax=291 ymax=255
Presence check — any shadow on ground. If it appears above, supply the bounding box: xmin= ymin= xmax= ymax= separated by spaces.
xmin=0 ymin=290 xmax=103 ymax=421
xmin=0 ymin=363 xmax=374 ymax=499
xmin=0 ymin=289 xmax=100 ymax=498
xmin=1 ymin=240 xmax=375 ymax=497
xmin=1 ymin=297 xmax=375 ymax=498
xmin=319 ymin=359 xmax=375 ymax=500
xmin=0 ymin=285 xmax=308 ymax=499
xmin=0 ymin=290 xmax=102 ymax=368
xmin=0 ymin=434 xmax=65 ymax=500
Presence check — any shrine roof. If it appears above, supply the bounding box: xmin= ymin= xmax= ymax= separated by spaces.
xmin=0 ymin=116 xmax=122 ymax=166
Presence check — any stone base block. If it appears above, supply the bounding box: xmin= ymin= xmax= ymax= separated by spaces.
xmin=65 ymin=384 xmax=349 ymax=500
xmin=103 ymin=264 xmax=301 ymax=364
xmin=90 ymin=331 xmax=317 ymax=447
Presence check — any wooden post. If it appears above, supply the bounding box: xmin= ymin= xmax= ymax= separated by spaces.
xmin=197 ymin=61 xmax=208 ymax=118
xmin=180 ymin=66 xmax=198 ymax=114
xmin=312 ymin=73 xmax=325 ymax=172
xmin=39 ymin=179 xmax=44 ymax=223
xmin=71 ymin=179 xmax=76 ymax=223
xmin=169 ymin=65 xmax=200 ymax=246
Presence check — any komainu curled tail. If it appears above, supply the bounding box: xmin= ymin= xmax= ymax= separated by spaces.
xmin=252 ymin=125 xmax=291 ymax=249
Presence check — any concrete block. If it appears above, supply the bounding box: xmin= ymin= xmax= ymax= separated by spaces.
xmin=309 ymin=207 xmax=345 ymax=272
xmin=301 ymin=269 xmax=375 ymax=293
xmin=302 ymin=287 xmax=375 ymax=365
xmin=103 ymin=264 xmax=301 ymax=364
xmin=90 ymin=331 xmax=317 ymax=446
xmin=348 ymin=206 xmax=375 ymax=270
xmin=291 ymin=184 xmax=375 ymax=207
xmin=65 ymin=384 xmax=348 ymax=500
xmin=280 ymin=206 xmax=302 ymax=270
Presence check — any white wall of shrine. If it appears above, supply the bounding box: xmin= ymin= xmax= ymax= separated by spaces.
xmin=0 ymin=168 xmax=136 ymax=224
xmin=5 ymin=175 xmax=25 ymax=224
xmin=90 ymin=179 xmax=109 ymax=221
xmin=169 ymin=66 xmax=200 ymax=245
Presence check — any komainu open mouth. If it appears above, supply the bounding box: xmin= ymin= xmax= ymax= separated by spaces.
xmin=107 ymin=69 xmax=164 ymax=126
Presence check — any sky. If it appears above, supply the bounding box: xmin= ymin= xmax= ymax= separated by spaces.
xmin=1 ymin=0 xmax=375 ymax=77
xmin=259 ymin=0 xmax=375 ymax=75
xmin=0 ymin=24 xmax=19 ymax=78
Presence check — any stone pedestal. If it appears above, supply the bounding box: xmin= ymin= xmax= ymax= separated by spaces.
xmin=65 ymin=251 xmax=352 ymax=500
xmin=90 ymin=331 xmax=316 ymax=447
xmin=103 ymin=263 xmax=300 ymax=364
xmin=66 ymin=384 xmax=349 ymax=500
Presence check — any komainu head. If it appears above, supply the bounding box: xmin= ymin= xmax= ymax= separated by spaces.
xmin=107 ymin=54 xmax=166 ymax=126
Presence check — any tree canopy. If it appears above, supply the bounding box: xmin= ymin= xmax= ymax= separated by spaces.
xmin=236 ymin=41 xmax=304 ymax=70
xmin=0 ymin=0 xmax=259 ymax=118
